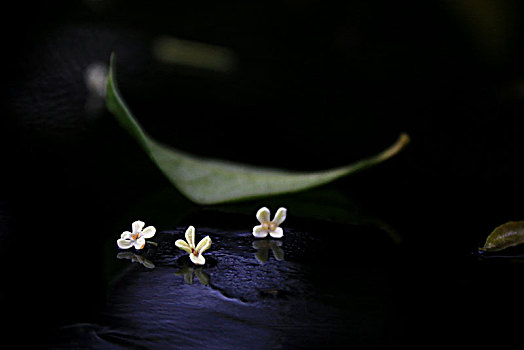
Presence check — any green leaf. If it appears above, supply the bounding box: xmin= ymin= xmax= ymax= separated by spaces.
xmin=106 ymin=53 xmax=410 ymax=204
xmin=480 ymin=221 xmax=524 ymax=252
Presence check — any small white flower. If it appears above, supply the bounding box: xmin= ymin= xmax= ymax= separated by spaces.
xmin=253 ymin=207 xmax=287 ymax=238
xmin=117 ymin=220 xmax=156 ymax=250
xmin=175 ymin=226 xmax=212 ymax=265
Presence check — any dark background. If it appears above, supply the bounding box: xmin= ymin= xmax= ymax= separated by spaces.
xmin=3 ymin=0 xmax=524 ymax=348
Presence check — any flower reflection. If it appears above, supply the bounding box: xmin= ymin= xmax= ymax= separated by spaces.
xmin=117 ymin=252 xmax=155 ymax=269
xmin=175 ymin=266 xmax=210 ymax=286
xmin=252 ymin=240 xmax=284 ymax=263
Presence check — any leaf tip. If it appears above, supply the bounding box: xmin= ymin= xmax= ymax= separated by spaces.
xmin=376 ymin=132 xmax=410 ymax=162
xmin=399 ymin=132 xmax=410 ymax=147
xmin=109 ymin=51 xmax=117 ymax=67
xmin=392 ymin=132 xmax=410 ymax=154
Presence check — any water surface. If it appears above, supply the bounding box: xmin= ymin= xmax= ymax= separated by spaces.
xmin=50 ymin=220 xmax=402 ymax=349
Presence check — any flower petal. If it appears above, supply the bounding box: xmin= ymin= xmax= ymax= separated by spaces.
xmin=196 ymin=236 xmax=212 ymax=254
xmin=255 ymin=248 xmax=269 ymax=263
xmin=269 ymin=227 xmax=283 ymax=238
xmin=195 ymin=269 xmax=210 ymax=286
xmin=121 ymin=231 xmax=132 ymax=239
xmin=117 ymin=238 xmax=134 ymax=249
xmin=253 ymin=225 xmax=269 ymax=238
xmin=140 ymin=226 xmax=156 ymax=239
xmin=252 ymin=240 xmax=270 ymax=249
xmin=117 ymin=252 xmax=134 ymax=259
xmin=190 ymin=253 xmax=206 ymax=265
xmin=134 ymin=237 xmax=146 ymax=249
xmin=142 ymin=259 xmax=155 ymax=269
xmin=272 ymin=207 xmax=287 ymax=226
xmin=132 ymin=220 xmax=145 ymax=234
xmin=185 ymin=226 xmax=195 ymax=248
xmin=271 ymin=242 xmax=285 ymax=261
xmin=184 ymin=272 xmax=194 ymax=285
xmin=256 ymin=207 xmax=270 ymax=224
xmin=175 ymin=267 xmax=193 ymax=276
xmin=175 ymin=239 xmax=192 ymax=254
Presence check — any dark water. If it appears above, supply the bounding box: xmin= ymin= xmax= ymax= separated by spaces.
xmin=47 ymin=220 xmax=401 ymax=349
xmin=4 ymin=186 xmax=524 ymax=349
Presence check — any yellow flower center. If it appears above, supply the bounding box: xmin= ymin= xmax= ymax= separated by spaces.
xmin=263 ymin=222 xmax=277 ymax=231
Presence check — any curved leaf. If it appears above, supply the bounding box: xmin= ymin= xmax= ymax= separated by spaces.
xmin=480 ymin=221 xmax=524 ymax=252
xmin=106 ymin=53 xmax=410 ymax=204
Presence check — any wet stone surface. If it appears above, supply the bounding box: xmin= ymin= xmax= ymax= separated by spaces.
xmin=51 ymin=223 xmax=402 ymax=349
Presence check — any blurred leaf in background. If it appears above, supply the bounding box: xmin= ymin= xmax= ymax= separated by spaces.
xmin=106 ymin=54 xmax=409 ymax=204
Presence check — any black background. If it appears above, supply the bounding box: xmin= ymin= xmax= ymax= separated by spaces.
xmin=3 ymin=0 xmax=524 ymax=348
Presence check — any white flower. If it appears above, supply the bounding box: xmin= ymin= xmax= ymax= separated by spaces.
xmin=117 ymin=220 xmax=156 ymax=250
xmin=175 ymin=226 xmax=212 ymax=265
xmin=252 ymin=207 xmax=287 ymax=238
